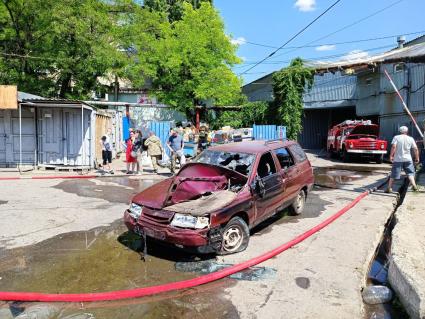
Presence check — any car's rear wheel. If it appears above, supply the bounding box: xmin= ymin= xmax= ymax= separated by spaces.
xmin=289 ymin=189 xmax=306 ymax=216
xmin=218 ymin=217 xmax=249 ymax=255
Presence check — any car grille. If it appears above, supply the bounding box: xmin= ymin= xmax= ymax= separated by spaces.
xmin=141 ymin=208 xmax=174 ymax=225
xmin=355 ymin=141 xmax=377 ymax=150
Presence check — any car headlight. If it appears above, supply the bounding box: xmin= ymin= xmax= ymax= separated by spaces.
xmin=380 ymin=144 xmax=385 ymax=149
xmin=349 ymin=142 xmax=353 ymax=149
xmin=129 ymin=203 xmax=143 ymax=219
xmin=171 ymin=213 xmax=209 ymax=229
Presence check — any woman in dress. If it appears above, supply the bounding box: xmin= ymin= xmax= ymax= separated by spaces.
xmin=125 ymin=131 xmax=137 ymax=174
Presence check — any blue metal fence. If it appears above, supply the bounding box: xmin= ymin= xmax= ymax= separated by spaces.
xmin=252 ymin=124 xmax=286 ymax=141
xmin=148 ymin=121 xmax=172 ymax=156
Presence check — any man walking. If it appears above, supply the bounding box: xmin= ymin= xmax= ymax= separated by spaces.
xmin=145 ymin=131 xmax=163 ymax=173
xmin=167 ymin=129 xmax=184 ymax=174
xmin=387 ymin=126 xmax=419 ymax=192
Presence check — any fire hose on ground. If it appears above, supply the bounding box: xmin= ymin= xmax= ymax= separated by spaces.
xmin=0 ymin=186 xmax=379 ymax=303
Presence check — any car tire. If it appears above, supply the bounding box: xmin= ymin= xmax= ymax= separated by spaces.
xmin=376 ymin=154 xmax=383 ymax=164
xmin=289 ymin=189 xmax=306 ymax=216
xmin=218 ymin=217 xmax=250 ymax=255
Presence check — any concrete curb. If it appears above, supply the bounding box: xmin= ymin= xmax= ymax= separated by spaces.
xmin=388 ymin=174 xmax=425 ymax=319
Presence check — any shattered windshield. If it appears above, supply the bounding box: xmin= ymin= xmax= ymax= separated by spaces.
xmin=195 ymin=150 xmax=256 ymax=176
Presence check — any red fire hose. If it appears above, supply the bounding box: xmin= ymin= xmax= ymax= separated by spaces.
xmin=0 ymin=190 xmax=369 ymax=302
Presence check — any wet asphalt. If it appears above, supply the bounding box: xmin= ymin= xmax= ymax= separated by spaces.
xmin=0 ymin=167 xmax=388 ymax=319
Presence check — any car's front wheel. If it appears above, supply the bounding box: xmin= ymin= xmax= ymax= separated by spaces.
xmin=218 ymin=217 xmax=250 ymax=255
xmin=289 ymin=189 xmax=306 ymax=216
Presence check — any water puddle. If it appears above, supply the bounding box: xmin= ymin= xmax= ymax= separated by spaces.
xmin=53 ymin=177 xmax=156 ymax=204
xmin=314 ymin=167 xmax=378 ymax=189
xmin=0 ymin=220 xmax=239 ymax=318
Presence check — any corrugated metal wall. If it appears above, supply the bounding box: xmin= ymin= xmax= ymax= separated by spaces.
xmin=95 ymin=111 xmax=112 ymax=165
xmin=253 ymin=124 xmax=277 ymax=140
xmin=0 ymin=107 xmax=36 ymax=167
xmin=303 ymin=72 xmax=357 ymax=108
xmin=37 ymin=107 xmax=93 ymax=167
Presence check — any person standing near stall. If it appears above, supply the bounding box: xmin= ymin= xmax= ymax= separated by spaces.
xmin=145 ymin=131 xmax=163 ymax=173
xmin=125 ymin=130 xmax=137 ymax=174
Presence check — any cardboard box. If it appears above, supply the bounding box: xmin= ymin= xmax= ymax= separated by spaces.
xmin=0 ymin=85 xmax=18 ymax=109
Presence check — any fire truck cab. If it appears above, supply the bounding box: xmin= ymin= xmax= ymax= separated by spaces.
xmin=327 ymin=120 xmax=388 ymax=163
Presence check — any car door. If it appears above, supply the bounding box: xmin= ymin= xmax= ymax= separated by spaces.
xmin=273 ymin=147 xmax=299 ymax=205
xmin=253 ymin=151 xmax=284 ymax=222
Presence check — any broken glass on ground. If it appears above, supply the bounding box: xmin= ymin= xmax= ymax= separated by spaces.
xmin=175 ymin=260 xmax=277 ymax=281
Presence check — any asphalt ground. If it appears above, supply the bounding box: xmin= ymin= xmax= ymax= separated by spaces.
xmin=0 ymin=156 xmax=400 ymax=319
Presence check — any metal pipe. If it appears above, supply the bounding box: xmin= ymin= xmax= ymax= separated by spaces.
xmin=383 ymin=69 xmax=424 ymax=138
xmin=81 ymin=104 xmax=84 ymax=166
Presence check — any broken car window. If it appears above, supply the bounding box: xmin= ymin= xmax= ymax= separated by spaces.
xmin=195 ymin=150 xmax=255 ymax=176
xmin=274 ymin=148 xmax=295 ymax=169
xmin=257 ymin=152 xmax=277 ymax=178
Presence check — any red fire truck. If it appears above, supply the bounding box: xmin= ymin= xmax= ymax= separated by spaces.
xmin=327 ymin=120 xmax=388 ymax=163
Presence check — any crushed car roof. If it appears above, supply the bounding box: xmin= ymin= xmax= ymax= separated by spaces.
xmin=209 ymin=140 xmax=296 ymax=154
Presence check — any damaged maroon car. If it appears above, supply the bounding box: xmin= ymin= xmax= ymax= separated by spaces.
xmin=124 ymin=140 xmax=314 ymax=255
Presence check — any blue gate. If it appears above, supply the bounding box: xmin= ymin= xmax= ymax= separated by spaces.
xmin=148 ymin=121 xmax=172 ymax=156
xmin=122 ymin=116 xmax=131 ymax=141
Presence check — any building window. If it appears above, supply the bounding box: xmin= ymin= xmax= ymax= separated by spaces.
xmin=394 ymin=63 xmax=405 ymax=73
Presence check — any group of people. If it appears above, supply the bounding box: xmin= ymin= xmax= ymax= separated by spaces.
xmin=124 ymin=129 xmax=163 ymax=174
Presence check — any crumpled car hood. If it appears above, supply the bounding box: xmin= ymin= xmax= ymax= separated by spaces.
xmin=132 ymin=163 xmax=247 ymax=210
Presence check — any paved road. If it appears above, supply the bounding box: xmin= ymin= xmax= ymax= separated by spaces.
xmin=0 ymin=154 xmax=399 ymax=318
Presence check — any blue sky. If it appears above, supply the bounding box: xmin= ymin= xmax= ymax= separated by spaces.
xmin=214 ymin=0 xmax=425 ymax=84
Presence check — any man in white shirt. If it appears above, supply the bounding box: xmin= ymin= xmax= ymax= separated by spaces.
xmin=386 ymin=126 xmax=419 ymax=192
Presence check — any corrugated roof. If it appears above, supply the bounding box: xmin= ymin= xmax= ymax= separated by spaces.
xmin=310 ymin=42 xmax=425 ymax=71
xmin=18 ymin=91 xmax=44 ymax=101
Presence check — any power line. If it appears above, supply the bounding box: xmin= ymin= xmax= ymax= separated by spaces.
xmin=269 ymin=0 xmax=405 ymax=61
xmin=243 ymin=30 xmax=425 ymax=50
xmin=239 ymin=0 xmax=343 ymax=76
xmin=234 ymin=44 xmax=394 ymax=69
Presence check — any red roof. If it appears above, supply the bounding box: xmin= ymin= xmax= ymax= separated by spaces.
xmin=209 ymin=140 xmax=295 ymax=154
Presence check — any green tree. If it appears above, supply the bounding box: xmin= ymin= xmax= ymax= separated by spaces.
xmin=0 ymin=0 xmax=126 ymax=98
xmin=134 ymin=2 xmax=241 ymax=119
xmin=143 ymin=0 xmax=212 ymax=22
xmin=272 ymin=58 xmax=314 ymax=140
xmin=209 ymin=101 xmax=269 ymax=130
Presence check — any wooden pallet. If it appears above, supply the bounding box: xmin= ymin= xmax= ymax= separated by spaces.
xmin=37 ymin=165 xmax=91 ymax=173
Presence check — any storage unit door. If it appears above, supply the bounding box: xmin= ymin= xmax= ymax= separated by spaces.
xmin=38 ymin=108 xmax=64 ymax=165
xmin=10 ymin=108 xmax=36 ymax=164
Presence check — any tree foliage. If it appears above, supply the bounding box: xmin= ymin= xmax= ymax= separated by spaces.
xmin=143 ymin=0 xmax=212 ymax=22
xmin=0 ymin=0 xmax=126 ymax=98
xmin=209 ymin=101 xmax=269 ymax=130
xmin=272 ymin=58 xmax=314 ymax=140
xmin=131 ymin=2 xmax=242 ymax=116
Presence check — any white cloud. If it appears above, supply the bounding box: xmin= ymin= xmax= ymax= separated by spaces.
xmin=294 ymin=0 xmax=316 ymax=12
xmin=239 ymin=56 xmax=247 ymax=62
xmin=231 ymin=36 xmax=247 ymax=46
xmin=315 ymin=44 xmax=336 ymax=51
xmin=341 ymin=50 xmax=369 ymax=61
